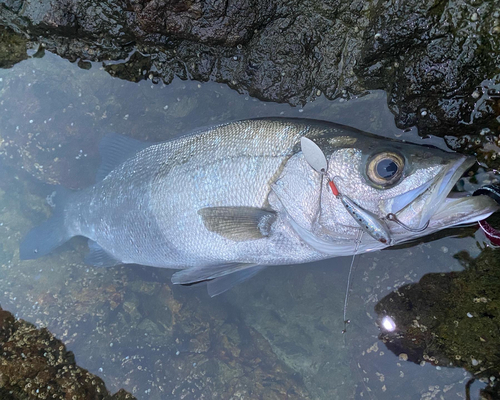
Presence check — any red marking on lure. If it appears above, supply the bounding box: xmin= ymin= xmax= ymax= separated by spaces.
xmin=328 ymin=180 xmax=339 ymax=196
xmin=479 ymin=220 xmax=500 ymax=246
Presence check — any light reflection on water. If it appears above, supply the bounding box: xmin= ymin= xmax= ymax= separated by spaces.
xmin=0 ymin=50 xmax=495 ymax=399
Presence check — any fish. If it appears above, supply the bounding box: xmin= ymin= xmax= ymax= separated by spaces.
xmin=19 ymin=118 xmax=499 ymax=296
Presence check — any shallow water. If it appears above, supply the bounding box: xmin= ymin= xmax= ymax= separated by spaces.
xmin=0 ymin=50 xmax=499 ymax=399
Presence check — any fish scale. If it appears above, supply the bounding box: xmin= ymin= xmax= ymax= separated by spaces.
xmin=149 ymin=120 xmax=308 ymax=265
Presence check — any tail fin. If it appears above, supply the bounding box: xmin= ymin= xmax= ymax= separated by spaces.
xmin=19 ymin=188 xmax=74 ymax=260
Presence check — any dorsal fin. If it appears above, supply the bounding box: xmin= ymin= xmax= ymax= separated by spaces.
xmin=96 ymin=133 xmax=152 ymax=181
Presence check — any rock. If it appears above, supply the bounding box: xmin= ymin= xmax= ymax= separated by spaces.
xmin=0 ymin=25 xmax=27 ymax=68
xmin=357 ymin=0 xmax=500 ymax=138
xmin=0 ymin=0 xmax=498 ymax=139
xmin=129 ymin=0 xmax=277 ymax=47
xmin=0 ymin=305 xmax=136 ymax=400
xmin=137 ymin=318 xmax=162 ymax=336
xmin=375 ymin=247 xmax=500 ymax=398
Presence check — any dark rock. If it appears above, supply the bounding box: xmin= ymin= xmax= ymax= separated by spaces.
xmin=128 ymin=0 xmax=278 ymax=46
xmin=357 ymin=0 xmax=500 ymax=139
xmin=0 ymin=25 xmax=27 ymax=68
xmin=0 ymin=305 xmax=136 ymax=400
xmin=375 ymin=247 xmax=500 ymax=398
xmin=0 ymin=0 xmax=498 ymax=139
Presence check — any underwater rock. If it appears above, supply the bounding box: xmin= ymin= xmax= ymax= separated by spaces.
xmin=227 ymin=268 xmax=360 ymax=399
xmin=0 ymin=305 xmax=136 ymax=400
xmin=375 ymin=247 xmax=500 ymax=397
xmin=0 ymin=25 xmax=27 ymax=68
xmin=0 ymin=0 xmax=498 ymax=138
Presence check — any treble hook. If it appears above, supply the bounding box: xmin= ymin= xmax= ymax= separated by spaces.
xmin=385 ymin=213 xmax=429 ymax=232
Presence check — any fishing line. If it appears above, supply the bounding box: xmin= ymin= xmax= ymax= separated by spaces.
xmin=342 ymin=228 xmax=363 ymax=334
xmin=300 ymin=136 xmax=390 ymax=333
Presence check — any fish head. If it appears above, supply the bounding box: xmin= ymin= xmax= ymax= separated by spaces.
xmin=276 ymin=126 xmax=499 ymax=251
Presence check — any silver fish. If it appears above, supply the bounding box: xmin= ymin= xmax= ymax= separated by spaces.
xmin=20 ymin=118 xmax=499 ymax=296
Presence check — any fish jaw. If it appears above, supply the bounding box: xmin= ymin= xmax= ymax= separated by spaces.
xmin=386 ymin=194 xmax=499 ymax=246
xmin=388 ymin=155 xmax=499 ymax=243
xmin=419 ymin=155 xmax=478 ymax=227
xmin=429 ymin=194 xmax=499 ymax=231
xmin=389 ymin=155 xmax=478 ymax=231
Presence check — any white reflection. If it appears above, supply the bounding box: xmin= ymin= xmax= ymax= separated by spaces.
xmin=381 ymin=316 xmax=397 ymax=332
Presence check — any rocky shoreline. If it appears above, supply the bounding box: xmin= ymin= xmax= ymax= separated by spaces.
xmin=1 ymin=0 xmax=498 ymax=141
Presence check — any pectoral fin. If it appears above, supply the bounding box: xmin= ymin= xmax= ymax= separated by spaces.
xmin=198 ymin=207 xmax=276 ymax=241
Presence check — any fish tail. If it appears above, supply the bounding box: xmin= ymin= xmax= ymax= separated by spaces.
xmin=19 ymin=187 xmax=74 ymax=260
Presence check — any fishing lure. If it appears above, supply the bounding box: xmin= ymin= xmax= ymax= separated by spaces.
xmin=301 ymin=137 xmax=390 ymax=334
xmin=300 ymin=137 xmax=392 ymax=244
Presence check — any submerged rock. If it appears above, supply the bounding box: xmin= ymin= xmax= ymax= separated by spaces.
xmin=0 ymin=305 xmax=136 ymax=400
xmin=0 ymin=25 xmax=27 ymax=68
xmin=0 ymin=0 xmax=498 ymax=138
xmin=375 ymin=247 xmax=500 ymax=397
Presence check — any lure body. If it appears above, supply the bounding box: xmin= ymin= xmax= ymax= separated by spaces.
xmin=339 ymin=194 xmax=391 ymax=244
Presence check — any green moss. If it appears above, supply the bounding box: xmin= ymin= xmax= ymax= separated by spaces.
xmin=377 ymin=247 xmax=500 ymax=380
xmin=0 ymin=26 xmax=27 ymax=69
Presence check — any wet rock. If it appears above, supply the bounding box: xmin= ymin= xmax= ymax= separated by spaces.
xmin=122 ymin=297 xmax=143 ymax=325
xmin=0 ymin=305 xmax=136 ymax=400
xmin=129 ymin=0 xmax=277 ymax=47
xmin=374 ymin=247 xmax=500 ymax=397
xmin=0 ymin=25 xmax=27 ymax=68
xmin=0 ymin=0 xmax=498 ymax=138
xmin=357 ymin=1 xmax=500 ymax=138
xmin=136 ymin=318 xmax=162 ymax=336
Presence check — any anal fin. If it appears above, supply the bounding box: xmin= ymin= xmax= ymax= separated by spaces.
xmin=85 ymin=240 xmax=122 ymax=267
xmin=171 ymin=263 xmax=265 ymax=296
xmin=207 ymin=266 xmax=266 ymax=297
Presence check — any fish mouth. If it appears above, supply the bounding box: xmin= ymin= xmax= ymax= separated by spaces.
xmin=391 ymin=156 xmax=499 ymax=235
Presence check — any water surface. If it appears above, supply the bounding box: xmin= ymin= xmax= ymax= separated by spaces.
xmin=0 ymin=49 xmax=498 ymax=399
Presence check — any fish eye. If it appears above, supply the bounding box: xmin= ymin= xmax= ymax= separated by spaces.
xmin=366 ymin=152 xmax=405 ymax=188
